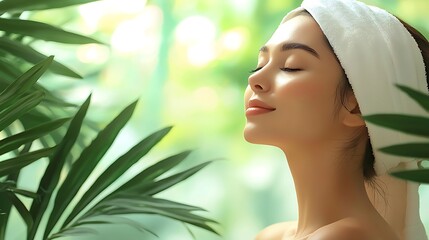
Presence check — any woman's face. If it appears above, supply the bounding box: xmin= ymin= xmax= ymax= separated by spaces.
xmin=244 ymin=14 xmax=345 ymax=148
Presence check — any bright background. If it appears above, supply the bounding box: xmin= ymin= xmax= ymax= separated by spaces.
xmin=16 ymin=0 xmax=429 ymax=239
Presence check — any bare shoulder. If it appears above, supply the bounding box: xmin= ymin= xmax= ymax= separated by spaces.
xmin=308 ymin=219 xmax=369 ymax=240
xmin=308 ymin=218 xmax=398 ymax=240
xmin=255 ymin=221 xmax=297 ymax=240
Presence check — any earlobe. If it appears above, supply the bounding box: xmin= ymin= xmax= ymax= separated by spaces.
xmin=342 ymin=105 xmax=365 ymax=127
xmin=342 ymin=94 xmax=365 ymax=127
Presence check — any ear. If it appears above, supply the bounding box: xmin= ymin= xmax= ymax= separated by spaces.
xmin=342 ymin=93 xmax=365 ymax=127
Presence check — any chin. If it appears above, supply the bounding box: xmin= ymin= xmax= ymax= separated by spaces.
xmin=243 ymin=130 xmax=258 ymax=143
xmin=244 ymin=125 xmax=260 ymax=142
xmin=243 ymin=125 xmax=276 ymax=146
xmin=243 ymin=123 xmax=293 ymax=149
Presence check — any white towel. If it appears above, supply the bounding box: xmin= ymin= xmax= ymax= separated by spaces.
xmin=283 ymin=0 xmax=427 ymax=239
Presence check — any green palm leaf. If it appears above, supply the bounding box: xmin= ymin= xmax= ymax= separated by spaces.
xmin=63 ymin=126 xmax=172 ymax=228
xmin=0 ymin=1 xmax=220 ymax=238
xmin=0 ymin=118 xmax=69 ymax=156
xmin=363 ymin=114 xmax=429 ymax=137
xmin=100 ymin=194 xmax=206 ymax=213
xmin=0 ymin=0 xmax=101 ymax=12
xmin=44 ymin=101 xmax=138 ymax=238
xmin=4 ymin=191 xmax=33 ymax=230
xmin=80 ymin=151 xmax=193 ymax=218
xmin=0 ymin=56 xmax=52 ymax=108
xmin=0 ymin=58 xmax=21 ymax=79
xmin=111 ymin=150 xmax=192 ymax=194
xmin=4 ymin=187 xmax=38 ymax=199
xmin=137 ymin=161 xmax=213 ymax=196
xmin=89 ymin=195 xmax=219 ymax=235
xmin=396 ymin=84 xmax=429 ymax=112
xmin=47 ymin=227 xmax=97 ymax=240
xmin=69 ymin=216 xmax=158 ymax=237
xmin=390 ymin=169 xmax=429 ymax=183
xmin=0 ymin=91 xmax=45 ymax=131
xmin=0 ymin=194 xmax=10 ymax=239
xmin=62 ymin=151 xmax=218 ymax=238
xmin=0 ymin=147 xmax=55 ymax=177
xmin=28 ymin=96 xmax=91 ymax=240
xmin=366 ymin=85 xmax=429 ymax=184
xmin=0 ymin=37 xmax=81 ymax=78
xmin=379 ymin=143 xmax=429 ymax=158
xmin=0 ymin=18 xmax=103 ymax=45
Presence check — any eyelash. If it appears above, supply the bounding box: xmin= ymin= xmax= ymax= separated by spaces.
xmin=249 ymin=67 xmax=301 ymax=73
xmin=280 ymin=67 xmax=301 ymax=72
xmin=249 ymin=67 xmax=262 ymax=73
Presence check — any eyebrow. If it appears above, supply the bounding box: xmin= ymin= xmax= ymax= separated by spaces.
xmin=259 ymin=42 xmax=320 ymax=59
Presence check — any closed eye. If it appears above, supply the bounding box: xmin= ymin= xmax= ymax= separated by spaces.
xmin=280 ymin=67 xmax=301 ymax=72
xmin=249 ymin=67 xmax=263 ymax=73
xmin=250 ymin=67 xmax=301 ymax=74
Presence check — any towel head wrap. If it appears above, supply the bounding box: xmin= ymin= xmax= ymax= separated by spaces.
xmin=282 ymin=0 xmax=428 ymax=239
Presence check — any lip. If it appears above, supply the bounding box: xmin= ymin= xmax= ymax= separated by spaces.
xmin=246 ymin=99 xmax=276 ymax=116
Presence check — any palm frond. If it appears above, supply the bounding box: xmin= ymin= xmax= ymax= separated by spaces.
xmin=396 ymin=84 xmax=429 ymax=112
xmin=86 ymin=195 xmax=219 ymax=235
xmin=0 ymin=91 xmax=45 ymax=131
xmin=0 ymin=18 xmax=103 ymax=45
xmin=379 ymin=143 xmax=429 ymax=158
xmin=390 ymin=169 xmax=429 ymax=183
xmin=70 ymin=216 xmax=158 ymax=237
xmin=111 ymin=151 xmax=193 ymax=194
xmin=44 ymin=101 xmax=138 ymax=238
xmin=0 ymin=38 xmax=81 ymax=78
xmin=46 ymin=227 xmax=98 ymax=240
xmin=0 ymin=0 xmax=101 ymax=13
xmin=364 ymin=84 xmax=429 ymax=183
xmin=0 ymin=147 xmax=55 ymax=177
xmin=28 ymin=96 xmax=91 ymax=240
xmin=0 ymin=1 xmax=220 ymax=239
xmin=4 ymin=187 xmax=38 ymax=199
xmin=0 ymin=118 xmax=68 ymax=156
xmin=63 ymin=127 xmax=172 ymax=227
xmin=135 ymin=161 xmax=213 ymax=196
xmin=70 ymin=154 xmax=218 ymax=237
xmin=4 ymin=191 xmax=33 ymax=230
xmin=363 ymin=114 xmax=429 ymax=138
xmin=0 ymin=56 xmax=52 ymax=109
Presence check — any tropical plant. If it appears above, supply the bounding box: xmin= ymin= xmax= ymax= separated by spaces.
xmin=364 ymin=84 xmax=429 ymax=183
xmin=0 ymin=57 xmax=218 ymax=239
xmin=0 ymin=0 xmax=102 ymax=155
xmin=0 ymin=0 xmax=218 ymax=239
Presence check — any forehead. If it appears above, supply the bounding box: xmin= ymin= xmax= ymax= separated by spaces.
xmin=265 ymin=15 xmax=325 ymax=49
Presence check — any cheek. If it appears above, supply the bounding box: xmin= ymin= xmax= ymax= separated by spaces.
xmin=275 ymin=75 xmax=337 ymax=137
xmin=280 ymin=78 xmax=322 ymax=98
xmin=278 ymin=75 xmax=334 ymax=112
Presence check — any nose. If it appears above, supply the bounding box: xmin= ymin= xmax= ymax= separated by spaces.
xmin=248 ymin=70 xmax=271 ymax=93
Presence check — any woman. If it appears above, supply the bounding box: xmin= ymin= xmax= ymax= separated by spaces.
xmin=244 ymin=0 xmax=429 ymax=239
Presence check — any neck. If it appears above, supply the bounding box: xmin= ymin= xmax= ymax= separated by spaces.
xmin=281 ymin=139 xmax=374 ymax=238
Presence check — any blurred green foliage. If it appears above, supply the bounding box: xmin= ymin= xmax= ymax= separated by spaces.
xmin=5 ymin=0 xmax=429 ymax=239
xmin=0 ymin=1 xmax=217 ymax=240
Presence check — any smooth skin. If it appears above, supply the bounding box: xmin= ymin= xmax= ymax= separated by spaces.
xmin=244 ymin=14 xmax=400 ymax=240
